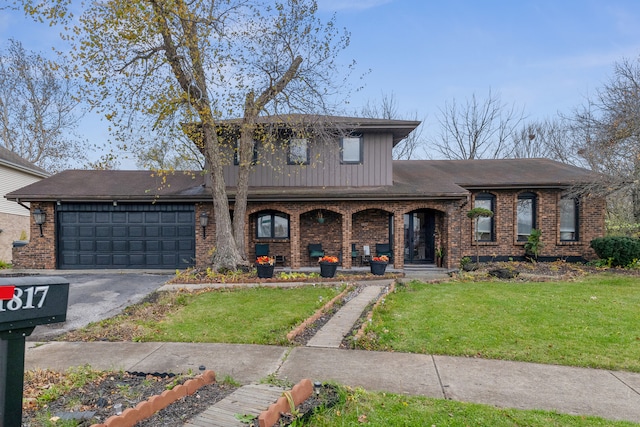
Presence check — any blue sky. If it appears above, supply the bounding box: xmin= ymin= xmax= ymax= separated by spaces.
xmin=2 ymin=0 xmax=640 ymax=165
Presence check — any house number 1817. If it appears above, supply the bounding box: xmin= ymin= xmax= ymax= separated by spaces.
xmin=0 ymin=286 xmax=50 ymax=311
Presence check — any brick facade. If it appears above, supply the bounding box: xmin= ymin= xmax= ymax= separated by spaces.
xmin=196 ymin=191 xmax=604 ymax=270
xmin=12 ymin=191 xmax=605 ymax=271
xmin=12 ymin=202 xmax=56 ymax=269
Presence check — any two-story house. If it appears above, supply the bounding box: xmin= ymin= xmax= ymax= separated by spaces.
xmin=0 ymin=146 xmax=49 ymax=263
xmin=6 ymin=115 xmax=605 ymax=270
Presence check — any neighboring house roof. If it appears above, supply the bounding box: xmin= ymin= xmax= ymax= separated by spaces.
xmin=0 ymin=146 xmax=50 ymax=178
xmin=5 ymin=158 xmax=599 ymax=203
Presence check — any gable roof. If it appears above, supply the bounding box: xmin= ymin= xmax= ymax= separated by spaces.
xmin=5 ymin=158 xmax=598 ymax=203
xmin=0 ymin=146 xmax=50 ymax=178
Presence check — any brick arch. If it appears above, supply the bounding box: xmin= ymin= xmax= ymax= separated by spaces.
xmin=351 ymin=206 xmax=394 ymax=216
xmin=247 ymin=204 xmax=295 ymax=217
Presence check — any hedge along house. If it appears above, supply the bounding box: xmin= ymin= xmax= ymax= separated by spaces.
xmin=6 ymin=116 xmax=605 ymax=271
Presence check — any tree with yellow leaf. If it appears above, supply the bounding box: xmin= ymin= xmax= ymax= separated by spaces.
xmin=11 ymin=0 xmax=353 ymax=270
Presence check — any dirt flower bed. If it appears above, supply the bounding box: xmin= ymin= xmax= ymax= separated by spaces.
xmin=22 ymin=368 xmax=236 ymax=427
xmin=457 ymin=260 xmax=640 ymax=281
xmin=168 ymin=266 xmax=402 ymax=285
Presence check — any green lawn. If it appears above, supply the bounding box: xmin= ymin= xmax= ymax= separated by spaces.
xmin=307 ymin=385 xmax=639 ymax=426
xmin=140 ymin=285 xmax=344 ymax=345
xmin=357 ymin=274 xmax=640 ymax=371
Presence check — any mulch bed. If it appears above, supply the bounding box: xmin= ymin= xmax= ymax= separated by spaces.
xmin=22 ymin=371 xmax=236 ymax=427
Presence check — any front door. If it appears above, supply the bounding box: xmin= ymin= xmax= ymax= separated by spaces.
xmin=404 ymin=211 xmax=435 ymax=264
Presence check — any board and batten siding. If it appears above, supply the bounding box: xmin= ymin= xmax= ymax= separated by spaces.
xmin=222 ymin=132 xmax=393 ymax=187
xmin=0 ymin=166 xmax=42 ymax=216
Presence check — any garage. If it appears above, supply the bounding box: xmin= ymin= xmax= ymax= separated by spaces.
xmin=57 ymin=203 xmax=195 ymax=269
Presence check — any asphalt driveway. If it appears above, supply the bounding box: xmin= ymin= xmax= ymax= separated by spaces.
xmin=21 ymin=271 xmax=172 ymax=341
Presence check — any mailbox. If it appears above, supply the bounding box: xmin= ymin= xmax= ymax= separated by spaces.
xmin=0 ymin=276 xmax=69 ymax=332
xmin=0 ymin=276 xmax=69 ymax=427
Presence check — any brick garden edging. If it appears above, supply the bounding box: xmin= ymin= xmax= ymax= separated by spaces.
xmin=89 ymin=370 xmax=216 ymax=427
xmin=353 ymin=282 xmax=395 ymax=341
xmin=286 ymin=284 xmax=354 ymax=341
xmin=258 ymin=378 xmax=314 ymax=427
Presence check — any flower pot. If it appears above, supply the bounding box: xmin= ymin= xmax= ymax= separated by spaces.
xmin=436 ymin=256 xmax=443 ymax=268
xmin=256 ymin=263 xmax=275 ymax=279
xmin=319 ymin=261 xmax=338 ymax=278
xmin=370 ymin=260 xmax=387 ymax=276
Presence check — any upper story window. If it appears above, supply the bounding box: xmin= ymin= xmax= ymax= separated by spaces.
xmin=288 ymin=138 xmax=309 ymax=165
xmin=341 ymin=135 xmax=363 ymax=164
xmin=517 ymin=192 xmax=537 ymax=241
xmin=559 ymin=197 xmax=579 ymax=241
xmin=234 ymin=139 xmax=258 ymax=165
xmin=474 ymin=193 xmax=495 ymax=242
xmin=256 ymin=211 xmax=289 ymax=239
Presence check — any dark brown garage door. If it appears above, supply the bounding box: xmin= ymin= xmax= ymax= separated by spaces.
xmin=57 ymin=203 xmax=195 ymax=269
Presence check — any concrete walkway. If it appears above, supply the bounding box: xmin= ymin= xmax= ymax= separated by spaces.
xmin=24 ymin=279 xmax=640 ymax=425
xmin=307 ymin=283 xmax=386 ymax=348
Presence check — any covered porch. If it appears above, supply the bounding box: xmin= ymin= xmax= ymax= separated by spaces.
xmin=205 ymin=200 xmax=456 ymax=271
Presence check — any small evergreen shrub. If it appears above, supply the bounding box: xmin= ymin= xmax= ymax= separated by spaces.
xmin=590 ymin=236 xmax=640 ymax=267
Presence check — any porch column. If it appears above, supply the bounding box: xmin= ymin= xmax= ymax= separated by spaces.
xmin=342 ymin=210 xmax=352 ymax=269
xmin=290 ymin=212 xmax=301 ymax=269
xmin=393 ymin=210 xmax=405 ymax=270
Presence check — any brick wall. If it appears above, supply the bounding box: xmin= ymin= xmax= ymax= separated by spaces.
xmin=12 ymin=190 xmax=606 ymax=271
xmin=459 ymin=190 xmax=604 ymax=263
xmin=12 ymin=202 xmax=56 ymax=269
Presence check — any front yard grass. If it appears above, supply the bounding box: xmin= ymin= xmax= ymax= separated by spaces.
xmin=308 ymin=384 xmax=639 ymax=426
xmin=356 ymin=274 xmax=640 ymax=372
xmin=64 ymin=285 xmax=345 ymax=345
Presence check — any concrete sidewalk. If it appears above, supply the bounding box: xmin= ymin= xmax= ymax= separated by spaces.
xmin=25 ymin=341 xmax=640 ymax=423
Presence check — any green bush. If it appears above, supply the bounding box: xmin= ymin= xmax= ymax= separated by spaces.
xmin=590 ymin=236 xmax=640 ymax=267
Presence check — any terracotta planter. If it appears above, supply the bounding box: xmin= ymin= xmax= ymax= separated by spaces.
xmin=256 ymin=263 xmax=275 ymax=279
xmin=319 ymin=261 xmax=338 ymax=278
xmin=370 ymin=260 xmax=387 ymax=276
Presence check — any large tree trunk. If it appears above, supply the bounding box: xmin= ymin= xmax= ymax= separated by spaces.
xmin=202 ymin=122 xmax=244 ymax=270
xmin=232 ymin=94 xmax=258 ymax=261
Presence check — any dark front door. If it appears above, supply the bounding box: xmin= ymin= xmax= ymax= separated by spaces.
xmin=57 ymin=203 xmax=195 ymax=269
xmin=404 ymin=211 xmax=435 ymax=264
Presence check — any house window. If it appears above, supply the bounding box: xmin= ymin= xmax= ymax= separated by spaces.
xmin=474 ymin=193 xmax=495 ymax=241
xmin=257 ymin=212 xmax=289 ymax=239
xmin=517 ymin=192 xmax=537 ymax=241
xmin=234 ymin=139 xmax=258 ymax=165
xmin=559 ymin=197 xmax=579 ymax=241
xmin=288 ymin=138 xmax=309 ymax=165
xmin=341 ymin=135 xmax=362 ymax=164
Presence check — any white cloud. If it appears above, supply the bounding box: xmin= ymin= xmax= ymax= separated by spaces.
xmin=317 ymin=0 xmax=394 ymax=12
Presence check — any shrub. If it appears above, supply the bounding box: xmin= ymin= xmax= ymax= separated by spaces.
xmin=590 ymin=236 xmax=640 ymax=267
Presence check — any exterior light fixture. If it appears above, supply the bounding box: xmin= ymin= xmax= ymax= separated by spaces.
xmin=313 ymin=381 xmax=322 ymax=396
xmin=199 ymin=212 xmax=209 ymax=238
xmin=33 ymin=208 xmax=46 ymax=237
